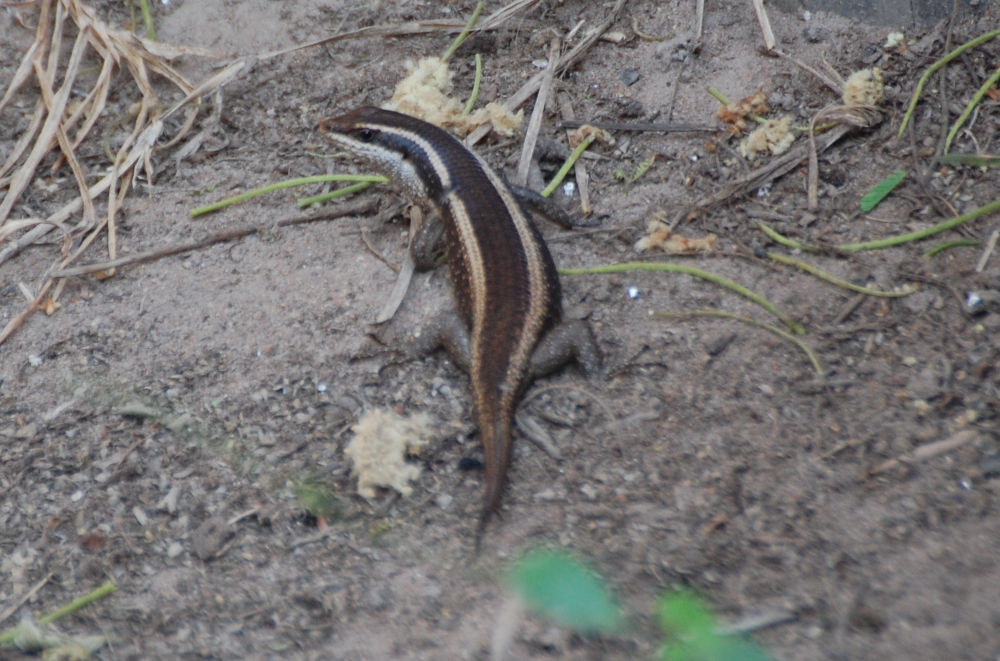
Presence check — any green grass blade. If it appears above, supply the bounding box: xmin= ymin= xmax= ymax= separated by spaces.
xmin=859 ymin=169 xmax=906 ymax=212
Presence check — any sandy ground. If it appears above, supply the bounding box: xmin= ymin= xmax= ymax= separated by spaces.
xmin=2 ymin=1 xmax=999 ymax=659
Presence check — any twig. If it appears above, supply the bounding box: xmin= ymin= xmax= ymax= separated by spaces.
xmin=937 ymin=4 xmax=961 ymax=154
xmin=868 ymin=429 xmax=979 ymax=476
xmin=264 ymin=0 xmax=543 ymax=60
xmin=976 ymin=229 xmax=999 ymax=272
xmin=757 ymin=222 xmax=817 ymax=251
xmin=807 ymin=105 xmax=883 ymax=210
xmin=516 ymin=36 xmax=560 ymax=187
xmin=831 ymin=293 xmax=866 ymax=325
xmin=466 ymin=0 xmax=627 ymax=147
xmin=773 ymin=48 xmax=843 ymax=95
xmin=716 ymin=607 xmax=798 ymax=635
xmin=375 ymin=251 xmax=416 ymax=324
xmin=559 ymin=119 xmax=713 ymax=132
xmin=694 ymin=0 xmax=704 ymax=42
xmin=490 ymin=596 xmax=525 ymax=661
xmin=0 ymin=572 xmax=53 ymax=626
xmin=226 ymin=506 xmax=262 ymax=526
xmin=751 ymin=0 xmax=775 ymax=52
xmin=513 ymin=411 xmax=562 ymax=460
xmin=372 ymin=198 xmax=424 ymax=324
xmin=0 ymin=278 xmax=53 ymax=346
xmin=0 ymin=579 xmax=117 ymax=645
xmin=50 ymin=199 xmax=377 ymax=278
xmin=630 ymin=15 xmax=671 ymax=42
xmin=807 ymin=111 xmax=821 ymax=209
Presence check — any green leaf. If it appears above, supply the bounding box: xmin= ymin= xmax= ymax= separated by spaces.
xmin=509 ymin=549 xmax=622 ymax=633
xmin=657 ymin=590 xmax=715 ymax=638
xmin=293 ymin=478 xmax=343 ymax=521
xmin=859 ymin=168 xmax=906 ymax=212
xmin=657 ymin=590 xmax=775 ymax=661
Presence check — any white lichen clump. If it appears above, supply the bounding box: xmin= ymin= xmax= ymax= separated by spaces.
xmin=344 ymin=407 xmax=434 ymax=499
xmin=739 ymin=115 xmax=795 ymax=160
xmin=842 ymin=68 xmax=884 ymax=106
xmin=385 ymin=56 xmax=522 ymax=136
xmin=884 ymin=31 xmax=905 ymax=50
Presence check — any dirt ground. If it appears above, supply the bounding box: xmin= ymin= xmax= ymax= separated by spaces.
xmin=2 ymin=1 xmax=999 ymax=659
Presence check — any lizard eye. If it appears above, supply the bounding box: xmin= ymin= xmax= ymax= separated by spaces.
xmin=357 ymin=127 xmax=375 ymax=142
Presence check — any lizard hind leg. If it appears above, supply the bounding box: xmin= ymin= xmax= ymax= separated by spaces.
xmin=529 ymin=318 xmax=602 ymax=380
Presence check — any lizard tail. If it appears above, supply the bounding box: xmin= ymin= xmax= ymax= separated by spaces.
xmin=474 ymin=417 xmax=513 ymax=552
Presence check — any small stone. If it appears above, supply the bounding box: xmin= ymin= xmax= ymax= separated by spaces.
xmin=534 ymin=487 xmax=560 ymax=501
xmin=906 ymin=365 xmax=943 ymax=400
xmin=618 ymin=97 xmax=644 ymax=117
xmin=191 ymin=516 xmax=234 ymax=561
xmin=804 ymin=26 xmax=825 ymax=42
xmin=163 ymin=412 xmax=193 ymax=432
xmin=118 ymin=401 xmax=160 ymax=420
xmin=157 ymin=484 xmax=182 ymax=514
xmin=620 ymin=68 xmax=640 ymax=86
xmin=14 ymin=422 xmax=37 ymax=439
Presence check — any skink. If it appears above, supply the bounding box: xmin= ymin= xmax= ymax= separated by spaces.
xmin=320 ymin=106 xmax=598 ymax=545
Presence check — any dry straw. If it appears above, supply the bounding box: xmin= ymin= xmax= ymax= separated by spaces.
xmin=0 ymin=0 xmax=225 ymax=344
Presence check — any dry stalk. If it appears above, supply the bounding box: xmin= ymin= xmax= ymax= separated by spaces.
xmin=808 ymin=105 xmax=883 ymax=209
xmin=0 ymin=0 xmax=225 ymax=346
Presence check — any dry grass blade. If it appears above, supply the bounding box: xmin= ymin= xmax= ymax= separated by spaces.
xmin=0 ymin=7 xmax=88 ymax=226
xmin=0 ymin=100 xmax=45 ymax=183
xmin=266 ymin=0 xmax=543 ymax=60
xmin=0 ymin=0 xmax=227 ymax=347
xmin=557 ymin=92 xmax=592 ymax=214
xmin=751 ymin=0 xmax=776 ymax=52
xmin=0 ymin=38 xmax=40 ymax=118
xmin=808 ymin=105 xmax=882 ymax=209
xmin=466 ymin=0 xmax=627 ymax=147
xmin=37 ymin=26 xmax=99 ymax=230
xmin=515 ymin=36 xmax=561 ymax=187
xmin=867 ymin=429 xmax=979 ymax=476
